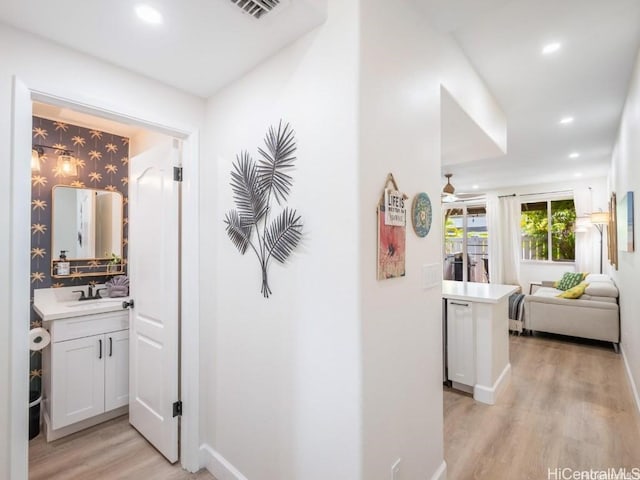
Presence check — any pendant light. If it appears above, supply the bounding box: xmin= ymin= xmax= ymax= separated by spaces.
xmin=443 ymin=173 xmax=455 ymax=195
xmin=56 ymin=153 xmax=78 ymax=176
xmin=31 ymin=147 xmax=43 ymax=172
xmin=33 ymin=144 xmax=78 ymax=177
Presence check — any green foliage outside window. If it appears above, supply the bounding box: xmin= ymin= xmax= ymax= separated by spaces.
xmin=521 ymin=199 xmax=575 ymax=261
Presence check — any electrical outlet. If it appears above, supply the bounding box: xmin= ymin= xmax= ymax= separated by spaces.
xmin=391 ymin=458 xmax=401 ymax=480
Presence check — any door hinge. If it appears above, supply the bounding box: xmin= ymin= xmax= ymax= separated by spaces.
xmin=172 ymin=401 xmax=182 ymax=417
xmin=173 ymin=166 xmax=183 ymax=182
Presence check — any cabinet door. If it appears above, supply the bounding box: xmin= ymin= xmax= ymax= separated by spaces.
xmin=51 ymin=335 xmax=105 ymax=429
xmin=447 ymin=301 xmax=476 ymax=386
xmin=105 ymin=329 xmax=130 ymax=412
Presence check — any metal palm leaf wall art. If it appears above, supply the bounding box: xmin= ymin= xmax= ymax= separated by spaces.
xmin=224 ymin=121 xmax=303 ymax=298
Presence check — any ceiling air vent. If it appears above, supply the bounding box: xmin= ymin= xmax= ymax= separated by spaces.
xmin=230 ymin=0 xmax=281 ymax=19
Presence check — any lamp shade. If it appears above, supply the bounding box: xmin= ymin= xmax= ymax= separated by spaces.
xmin=31 ymin=149 xmax=41 ymax=172
xmin=57 ymin=154 xmax=77 ymax=176
xmin=590 ymin=211 xmax=609 ymax=225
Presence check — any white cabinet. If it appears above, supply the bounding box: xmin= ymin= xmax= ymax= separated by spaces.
xmin=50 ymin=335 xmax=105 ymax=429
xmin=105 ymin=329 xmax=130 ymax=411
xmin=443 ymin=280 xmax=520 ymax=404
xmin=447 ymin=300 xmax=475 ymax=387
xmin=44 ymin=310 xmax=129 ymax=434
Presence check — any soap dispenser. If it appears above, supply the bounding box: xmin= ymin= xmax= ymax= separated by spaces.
xmin=57 ymin=250 xmax=70 ymax=276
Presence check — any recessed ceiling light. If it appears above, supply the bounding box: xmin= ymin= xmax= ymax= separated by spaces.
xmin=135 ymin=4 xmax=163 ymax=25
xmin=472 ymin=185 xmax=479 ymax=190
xmin=569 ymin=152 xmax=580 ymax=159
xmin=559 ymin=116 xmax=574 ymax=125
xmin=542 ymin=42 xmax=562 ymax=55
xmin=574 ymin=172 xmax=583 ymax=178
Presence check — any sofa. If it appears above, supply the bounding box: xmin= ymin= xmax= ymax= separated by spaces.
xmin=524 ymin=274 xmax=620 ymax=351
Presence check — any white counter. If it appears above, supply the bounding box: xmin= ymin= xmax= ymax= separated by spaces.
xmin=442 ymin=280 xmax=520 ymax=304
xmin=34 ymin=286 xmax=129 ymax=321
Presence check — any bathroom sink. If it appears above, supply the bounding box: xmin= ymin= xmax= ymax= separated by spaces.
xmin=64 ymin=299 xmax=125 ymax=308
xmin=34 ymin=286 xmax=130 ymax=321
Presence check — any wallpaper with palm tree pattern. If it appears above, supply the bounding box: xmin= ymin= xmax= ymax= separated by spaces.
xmin=30 ymin=116 xmax=129 ymax=392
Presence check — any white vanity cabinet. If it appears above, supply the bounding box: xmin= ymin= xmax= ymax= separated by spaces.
xmin=42 ymin=309 xmax=129 ymax=439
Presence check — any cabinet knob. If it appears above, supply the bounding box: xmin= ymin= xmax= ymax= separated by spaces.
xmin=122 ymin=299 xmax=135 ymax=309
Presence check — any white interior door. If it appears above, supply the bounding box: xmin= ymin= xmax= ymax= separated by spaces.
xmin=128 ymin=138 xmax=180 ymax=463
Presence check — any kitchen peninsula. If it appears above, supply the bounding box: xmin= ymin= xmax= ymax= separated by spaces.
xmin=442 ymin=280 xmax=520 ymax=405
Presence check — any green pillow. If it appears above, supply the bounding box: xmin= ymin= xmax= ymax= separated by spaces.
xmin=556 ymin=272 xmax=584 ymax=291
xmin=557 ymin=282 xmax=588 ymax=299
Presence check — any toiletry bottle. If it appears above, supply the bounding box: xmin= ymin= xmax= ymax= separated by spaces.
xmin=57 ymin=250 xmax=70 ymax=276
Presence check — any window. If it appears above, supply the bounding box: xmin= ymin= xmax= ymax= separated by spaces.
xmin=521 ymin=199 xmax=576 ymax=262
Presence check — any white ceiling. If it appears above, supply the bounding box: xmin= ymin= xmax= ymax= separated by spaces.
xmin=4 ymin=0 xmax=639 ymax=194
xmin=417 ymin=0 xmax=640 ymax=193
xmin=0 ymin=0 xmax=327 ymax=98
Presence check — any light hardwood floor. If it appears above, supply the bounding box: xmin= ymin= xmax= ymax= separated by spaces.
xmin=30 ymin=334 xmax=640 ymax=479
xmin=29 ymin=416 xmax=216 ymax=480
xmin=445 ymin=334 xmax=640 ymax=480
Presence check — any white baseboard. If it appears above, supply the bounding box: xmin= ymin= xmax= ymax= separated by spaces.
xmin=430 ymin=460 xmax=447 ymax=480
xmin=621 ymin=345 xmax=640 ymax=415
xmin=200 ymin=443 xmax=248 ymax=480
xmin=474 ymin=363 xmax=511 ymax=405
xmin=43 ymin=406 xmax=127 ymax=442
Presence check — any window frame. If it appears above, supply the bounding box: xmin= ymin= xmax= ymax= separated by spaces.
xmin=520 ymin=197 xmax=576 ymax=263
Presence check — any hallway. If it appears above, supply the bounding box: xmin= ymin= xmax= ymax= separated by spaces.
xmin=445 ymin=334 xmax=640 ymax=479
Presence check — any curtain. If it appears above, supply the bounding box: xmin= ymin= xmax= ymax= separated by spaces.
xmin=487 ymin=193 xmax=521 ymax=286
xmin=573 ymin=186 xmax=596 ymax=273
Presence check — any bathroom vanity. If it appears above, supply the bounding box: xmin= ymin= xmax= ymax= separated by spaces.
xmin=33 ymin=286 xmax=130 ymax=441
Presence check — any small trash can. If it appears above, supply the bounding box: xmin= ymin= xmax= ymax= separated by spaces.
xmin=29 ymin=391 xmax=41 ymax=440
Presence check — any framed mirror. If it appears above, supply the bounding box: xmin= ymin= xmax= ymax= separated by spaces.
xmin=52 ymin=185 xmax=124 ymax=264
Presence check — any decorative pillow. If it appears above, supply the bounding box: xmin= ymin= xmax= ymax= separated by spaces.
xmin=557 ymin=282 xmax=588 ymax=299
xmin=584 ymin=273 xmax=610 ymax=283
xmin=584 ymin=282 xmax=618 ymax=298
xmin=555 ymin=272 xmax=585 ymax=291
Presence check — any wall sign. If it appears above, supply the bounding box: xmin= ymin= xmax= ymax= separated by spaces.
xmin=377 ymin=173 xmax=407 ymax=280
xmin=411 ymin=192 xmax=432 ymax=238
xmin=384 ymin=188 xmax=406 ymax=226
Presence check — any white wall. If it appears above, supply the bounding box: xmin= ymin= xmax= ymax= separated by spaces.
xmin=202 ymin=1 xmax=506 ymax=478
xmin=358 ymin=1 xmax=505 ymax=478
xmin=609 ymin=47 xmax=640 ymax=408
xmin=0 ymin=23 xmax=204 ymax=480
xmin=201 ymin=1 xmax=362 ymax=478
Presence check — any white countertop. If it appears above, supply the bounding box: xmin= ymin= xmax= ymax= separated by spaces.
xmin=442 ymin=281 xmax=520 ymax=304
xmin=33 ymin=286 xmax=129 ymax=322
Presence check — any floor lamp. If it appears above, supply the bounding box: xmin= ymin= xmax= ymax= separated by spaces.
xmin=590 ymin=211 xmax=609 ymax=274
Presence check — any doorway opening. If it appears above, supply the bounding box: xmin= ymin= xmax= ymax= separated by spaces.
xmin=443 ymin=203 xmax=489 ymax=283
xmin=10 ymin=79 xmax=201 ymax=479
xmin=29 ymin=101 xmax=181 ymax=475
